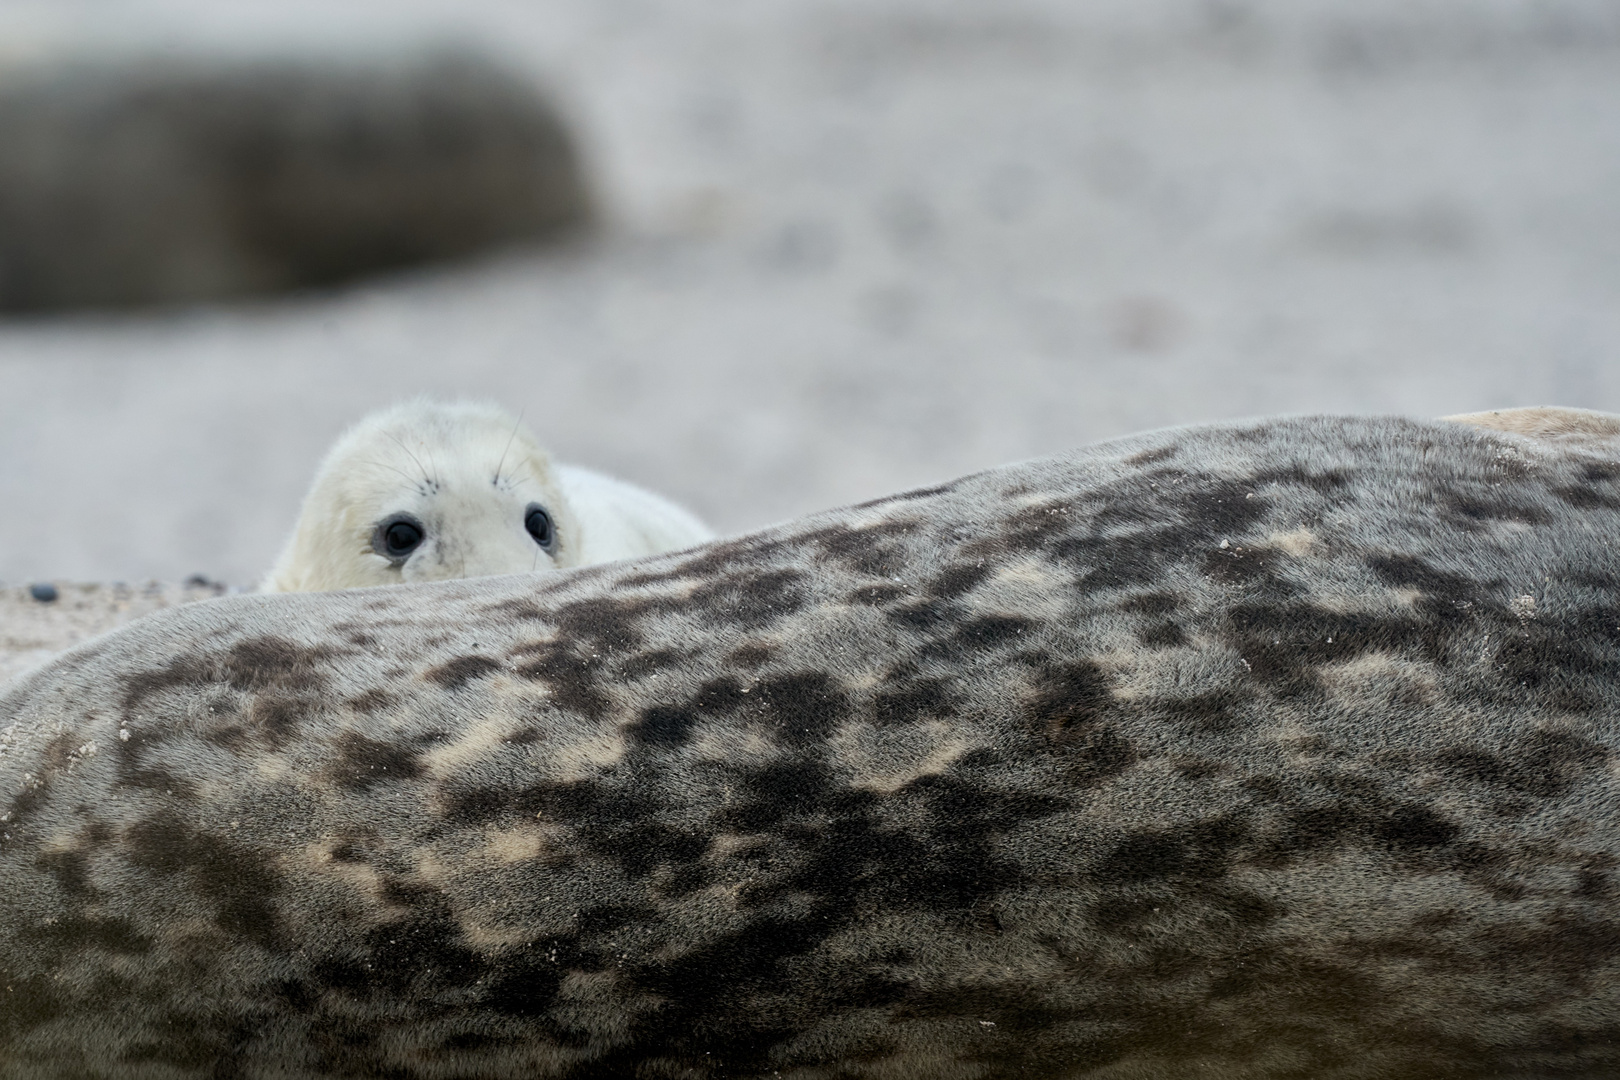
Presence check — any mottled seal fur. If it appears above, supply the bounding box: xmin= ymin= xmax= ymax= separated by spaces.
xmin=262 ymin=400 xmax=713 ymax=592
xmin=2 ymin=413 xmax=1618 ymax=1079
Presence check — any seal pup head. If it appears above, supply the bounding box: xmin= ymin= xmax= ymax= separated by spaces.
xmin=261 ymin=400 xmax=580 ymax=592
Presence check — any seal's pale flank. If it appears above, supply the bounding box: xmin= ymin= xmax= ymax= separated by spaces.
xmin=261 ymin=400 xmax=712 ymax=592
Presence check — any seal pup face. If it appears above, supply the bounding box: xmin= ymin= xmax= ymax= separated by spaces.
xmin=261 ymin=400 xmax=580 ymax=592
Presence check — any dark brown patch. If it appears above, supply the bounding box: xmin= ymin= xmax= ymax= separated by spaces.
xmin=1024 ymin=661 xmax=1113 ymax=743
xmin=813 ymin=523 xmax=915 ymax=578
xmin=849 ymin=482 xmax=958 ymax=510
xmin=926 ymin=561 xmax=994 ymax=600
xmin=1138 ymin=621 xmax=1187 ymax=648
xmin=510 ymin=640 xmax=612 ymax=719
xmin=755 ymin=672 xmax=851 ymax=746
xmin=348 ymin=689 xmax=397 ymax=714
xmin=426 ymin=655 xmax=504 ymax=690
xmin=619 ymin=649 xmax=692 ymax=680
xmin=124 ymin=812 xmax=285 ymax=952
xmin=328 ymin=732 xmax=424 ymax=791
xmin=1125 ymin=445 xmax=1176 ymax=466
xmin=725 ymin=642 xmax=777 ymax=669
xmin=871 ymin=678 xmax=955 ymax=726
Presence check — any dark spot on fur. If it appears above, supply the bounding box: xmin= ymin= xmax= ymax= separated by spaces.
xmin=725 ymin=642 xmax=776 ymax=668
xmin=121 ymin=639 xmax=338 ymax=763
xmin=1443 ymin=494 xmax=1552 ymax=527
xmin=125 ymin=813 xmax=284 ymax=951
xmin=484 ymin=598 xmax=548 ymax=622
xmin=30 ymin=915 xmax=152 ymax=955
xmin=119 ymin=655 xmax=214 ymax=718
xmin=628 ymin=705 xmax=699 ymax=748
xmin=330 ymin=841 xmax=368 ymax=863
xmin=347 ymin=689 xmax=396 ymax=714
xmin=928 ymin=561 xmax=993 ymax=600
xmin=329 ymin=732 xmax=423 ymax=791
xmin=34 ymin=847 xmax=97 ymax=899
xmin=1437 ymin=729 xmax=1610 ymax=798
xmin=1125 ymin=445 xmax=1176 ymax=466
xmin=814 ymin=523 xmax=914 ymax=578
xmin=1174 ymin=757 xmax=1226 ymax=781
xmin=584 ymin=673 xmax=758 ymax=756
xmin=686 ymin=568 xmax=809 ymax=629
xmin=922 ymin=616 xmax=1032 ymax=660
xmin=511 ymin=640 xmax=612 ymax=719
xmin=850 ymin=482 xmax=956 ymax=510
xmin=871 ymin=678 xmax=955 ymax=726
xmin=617 ymin=535 xmax=777 ymax=588
xmin=426 ymin=654 xmax=503 ymax=690
xmin=756 ymin=672 xmax=850 ymax=746
xmin=619 ymin=649 xmax=690 ymax=680
xmin=1555 ymin=483 xmax=1620 ymax=511
xmin=1367 ymin=554 xmax=1486 ymax=602
xmin=1061 ymin=723 xmax=1137 ymax=784
xmin=889 ymin=597 xmax=959 ymax=634
xmin=691 ymin=676 xmax=751 ymax=713
xmin=1138 ymin=621 xmax=1187 ymax=647
xmin=112 ymin=727 xmax=201 ymax=796
xmin=1163 ymin=690 xmax=1250 ymax=734
xmin=1024 ymin=661 xmax=1113 ymax=743
xmin=222 ymin=637 xmax=336 ymax=695
xmin=1377 ymin=803 xmax=1458 ymax=849
xmin=1250 ymin=464 xmax=1351 ymax=495
xmin=1099 ymin=816 xmax=1252 ymax=883
xmin=1202 ymin=544 xmax=1285 ymax=589
xmin=1224 ymin=602 xmax=1459 ymax=695
xmin=236 ymin=696 xmax=304 ymax=751
xmin=1046 ymin=475 xmax=1279 ymax=592
xmin=1005 ymin=499 xmax=1081 ymax=551
xmin=1 ymin=733 xmax=82 ymax=827
xmin=482 ymin=956 xmax=566 ymax=1019
xmin=313 ymin=881 xmax=491 ymax=1002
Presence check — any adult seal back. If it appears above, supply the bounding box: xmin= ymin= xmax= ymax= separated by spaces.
xmin=1 ymin=411 xmax=1617 ymax=1079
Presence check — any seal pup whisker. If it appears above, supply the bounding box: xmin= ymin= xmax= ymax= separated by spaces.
xmin=492 ymin=407 xmax=527 ymax=488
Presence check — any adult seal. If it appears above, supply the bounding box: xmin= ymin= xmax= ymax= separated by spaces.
xmin=1 ymin=411 xmax=1617 ymax=1079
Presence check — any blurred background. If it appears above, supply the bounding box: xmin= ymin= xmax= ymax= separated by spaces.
xmin=0 ymin=0 xmax=1615 ymax=586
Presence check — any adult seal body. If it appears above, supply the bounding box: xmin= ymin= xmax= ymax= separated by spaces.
xmin=1 ymin=412 xmax=1617 ymax=1079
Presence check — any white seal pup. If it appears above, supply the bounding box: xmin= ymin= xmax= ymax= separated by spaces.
xmin=260 ymin=399 xmax=712 ymax=592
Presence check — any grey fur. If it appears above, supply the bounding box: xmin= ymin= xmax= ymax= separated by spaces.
xmin=1 ymin=414 xmax=1617 ymax=1079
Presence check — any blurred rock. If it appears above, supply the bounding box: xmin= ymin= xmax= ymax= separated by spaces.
xmin=0 ymin=48 xmax=591 ymax=311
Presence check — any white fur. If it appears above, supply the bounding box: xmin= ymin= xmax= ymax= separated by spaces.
xmin=261 ymin=400 xmax=713 ymax=592
xmin=554 ymin=464 xmax=715 ymax=565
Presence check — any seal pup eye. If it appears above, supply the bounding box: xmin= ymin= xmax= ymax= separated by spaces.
xmin=525 ymin=504 xmax=555 ymax=549
xmin=374 ymin=515 xmax=426 ymax=561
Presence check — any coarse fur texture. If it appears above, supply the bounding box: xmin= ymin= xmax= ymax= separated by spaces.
xmin=2 ymin=412 xmax=1618 ymax=1079
xmin=261 ymin=400 xmax=713 ymax=592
